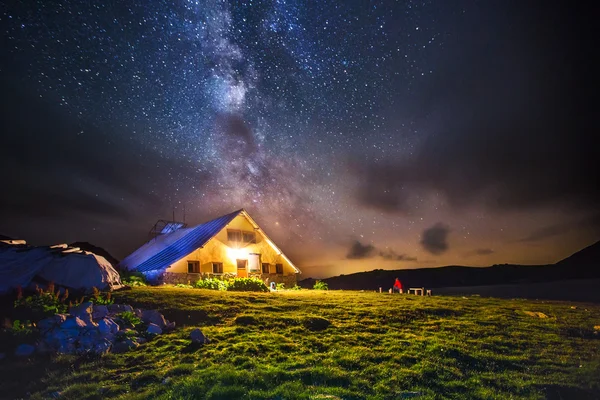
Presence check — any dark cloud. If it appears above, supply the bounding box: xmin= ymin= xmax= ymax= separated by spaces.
xmin=379 ymin=249 xmax=417 ymax=262
xmin=420 ymin=223 xmax=450 ymax=255
xmin=346 ymin=241 xmax=376 ymax=259
xmin=518 ymin=214 xmax=600 ymax=243
xmin=351 ymin=3 xmax=598 ymax=215
xmin=465 ymin=248 xmax=495 ymax=258
xmin=346 ymin=241 xmax=417 ymax=262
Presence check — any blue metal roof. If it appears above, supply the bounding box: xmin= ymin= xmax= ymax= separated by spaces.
xmin=120 ymin=209 xmax=243 ymax=273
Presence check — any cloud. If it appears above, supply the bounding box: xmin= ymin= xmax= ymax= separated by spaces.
xmin=464 ymin=248 xmax=495 ymax=257
xmin=518 ymin=213 xmax=600 ymax=243
xmin=350 ymin=4 xmax=598 ymax=215
xmin=379 ymin=249 xmax=417 ymax=261
xmin=346 ymin=240 xmax=417 ymax=262
xmin=346 ymin=241 xmax=376 ymax=259
xmin=420 ymin=223 xmax=450 ymax=255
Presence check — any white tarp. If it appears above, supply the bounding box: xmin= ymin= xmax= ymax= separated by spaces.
xmin=0 ymin=244 xmax=122 ymax=293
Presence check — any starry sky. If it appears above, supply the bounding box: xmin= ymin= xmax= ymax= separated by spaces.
xmin=1 ymin=1 xmax=598 ymax=278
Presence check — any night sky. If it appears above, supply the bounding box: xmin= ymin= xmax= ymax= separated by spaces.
xmin=1 ymin=1 xmax=597 ymax=278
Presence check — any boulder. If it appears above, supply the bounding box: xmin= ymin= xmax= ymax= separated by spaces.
xmin=69 ymin=302 xmax=94 ymax=325
xmin=93 ymin=339 xmax=112 ymax=355
xmin=92 ymin=305 xmax=109 ymax=320
xmin=37 ymin=314 xmax=68 ymax=331
xmin=15 ymin=344 xmax=35 ymax=357
xmin=141 ymin=310 xmax=167 ymax=328
xmin=108 ymin=304 xmax=133 ymax=314
xmin=97 ymin=318 xmax=120 ymax=336
xmin=60 ymin=316 xmax=87 ymax=330
xmin=112 ymin=338 xmax=138 ymax=354
xmin=146 ymin=323 xmax=162 ymax=335
xmin=190 ymin=328 xmax=209 ymax=344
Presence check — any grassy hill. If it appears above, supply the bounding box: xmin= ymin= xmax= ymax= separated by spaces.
xmin=300 ymin=241 xmax=600 ymax=292
xmin=1 ymin=287 xmax=599 ymax=399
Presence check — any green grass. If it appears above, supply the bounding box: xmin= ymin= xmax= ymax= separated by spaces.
xmin=1 ymin=287 xmax=599 ymax=399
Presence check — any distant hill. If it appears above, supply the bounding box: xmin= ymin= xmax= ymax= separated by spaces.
xmin=69 ymin=242 xmax=119 ymax=266
xmin=299 ymin=240 xmax=600 ymax=290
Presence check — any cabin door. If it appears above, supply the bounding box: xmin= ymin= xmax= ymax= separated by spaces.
xmin=236 ymin=259 xmax=248 ymax=277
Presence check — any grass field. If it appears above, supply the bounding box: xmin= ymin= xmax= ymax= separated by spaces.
xmin=1 ymin=287 xmax=599 ymax=399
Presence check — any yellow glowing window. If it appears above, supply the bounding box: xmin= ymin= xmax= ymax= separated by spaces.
xmin=227 ymin=229 xmax=242 ymax=242
xmin=275 ymin=264 xmax=283 ymax=275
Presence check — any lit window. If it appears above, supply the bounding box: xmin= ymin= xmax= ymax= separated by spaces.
xmin=262 ymin=263 xmax=270 ymax=274
xmin=243 ymin=231 xmax=256 ymax=243
xmin=187 ymin=261 xmax=200 ymax=273
xmin=212 ymin=262 xmax=223 ymax=274
xmin=237 ymin=259 xmax=247 ymax=270
xmin=276 ymin=264 xmax=283 ymax=275
xmin=227 ymin=229 xmax=242 ymax=242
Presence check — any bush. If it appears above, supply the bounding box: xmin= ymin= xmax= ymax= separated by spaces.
xmin=194 ymin=278 xmax=228 ymax=291
xmin=313 ymin=280 xmax=328 ymax=290
xmin=89 ymin=287 xmax=114 ymax=305
xmin=291 ymin=284 xmax=302 ymax=291
xmin=13 ymin=284 xmax=77 ymax=321
xmin=115 ymin=311 xmax=142 ymax=328
xmin=226 ymin=278 xmax=269 ymax=292
xmin=276 ymin=283 xmax=286 ymax=290
xmin=175 ymin=283 xmax=194 ymax=289
xmin=121 ymin=270 xmax=147 ymax=287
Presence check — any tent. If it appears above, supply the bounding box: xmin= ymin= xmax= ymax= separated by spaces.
xmin=0 ymin=242 xmax=122 ymax=293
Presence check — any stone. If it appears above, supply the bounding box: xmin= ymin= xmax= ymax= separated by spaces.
xmin=108 ymin=304 xmax=133 ymax=314
xmin=69 ymin=302 xmax=94 ymax=325
xmin=136 ymin=337 xmax=147 ymax=344
xmin=146 ymin=323 xmax=162 ymax=335
xmin=37 ymin=314 xmax=68 ymax=331
xmin=112 ymin=338 xmax=138 ymax=354
xmin=134 ymin=308 xmax=143 ymax=318
xmin=92 ymin=339 xmax=112 ymax=355
xmin=97 ymin=318 xmax=120 ymax=336
xmin=190 ymin=328 xmax=209 ymax=344
xmin=15 ymin=344 xmax=35 ymax=357
xmin=60 ymin=316 xmax=87 ymax=330
xmin=166 ymin=321 xmax=176 ymax=330
xmin=141 ymin=310 xmax=167 ymax=328
xmin=92 ymin=305 xmax=109 ymax=320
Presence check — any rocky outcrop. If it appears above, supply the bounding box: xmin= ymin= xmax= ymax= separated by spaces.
xmin=28 ymin=303 xmax=175 ymax=355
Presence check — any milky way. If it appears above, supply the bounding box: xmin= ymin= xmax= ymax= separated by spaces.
xmin=1 ymin=1 xmax=597 ymax=277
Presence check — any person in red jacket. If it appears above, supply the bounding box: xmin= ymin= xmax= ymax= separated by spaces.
xmin=393 ymin=278 xmax=403 ymax=294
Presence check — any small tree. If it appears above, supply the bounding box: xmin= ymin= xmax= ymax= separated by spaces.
xmin=313 ymin=280 xmax=328 ymax=290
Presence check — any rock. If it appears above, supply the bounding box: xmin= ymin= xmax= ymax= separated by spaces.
xmin=146 ymin=323 xmax=162 ymax=335
xmin=166 ymin=321 xmax=176 ymax=330
xmin=141 ymin=310 xmax=167 ymax=328
xmin=97 ymin=318 xmax=120 ymax=336
xmin=37 ymin=314 xmax=68 ymax=331
xmin=134 ymin=308 xmax=143 ymax=318
xmin=92 ymin=338 xmax=112 ymax=355
xmin=108 ymin=304 xmax=133 ymax=314
xmin=69 ymin=302 xmax=94 ymax=325
xmin=190 ymin=328 xmax=209 ymax=344
xmin=92 ymin=305 xmax=109 ymax=320
xmin=112 ymin=338 xmax=138 ymax=354
xmin=60 ymin=316 xmax=87 ymax=330
xmin=15 ymin=344 xmax=35 ymax=357
xmin=136 ymin=337 xmax=147 ymax=344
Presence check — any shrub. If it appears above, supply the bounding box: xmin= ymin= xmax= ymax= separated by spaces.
xmin=14 ymin=284 xmax=76 ymax=321
xmin=89 ymin=287 xmax=114 ymax=305
xmin=121 ymin=270 xmax=148 ymax=287
xmin=313 ymin=280 xmax=328 ymax=291
xmin=226 ymin=278 xmax=269 ymax=292
xmin=194 ymin=278 xmax=228 ymax=291
xmin=291 ymin=284 xmax=302 ymax=291
xmin=115 ymin=311 xmax=141 ymax=328
xmin=276 ymin=283 xmax=286 ymax=290
xmin=175 ymin=283 xmax=194 ymax=289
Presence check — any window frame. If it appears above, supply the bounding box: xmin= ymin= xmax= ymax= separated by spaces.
xmin=261 ymin=263 xmax=270 ymax=274
xmin=187 ymin=260 xmax=200 ymax=274
xmin=212 ymin=262 xmax=224 ymax=274
xmin=275 ymin=263 xmax=283 ymax=275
